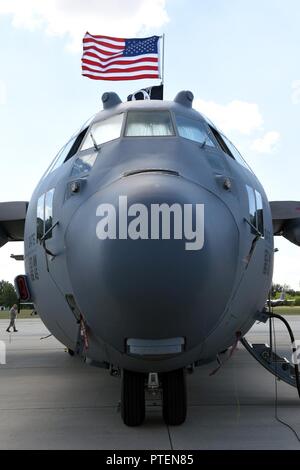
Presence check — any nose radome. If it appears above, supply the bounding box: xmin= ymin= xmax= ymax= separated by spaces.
xmin=66 ymin=174 xmax=239 ymax=352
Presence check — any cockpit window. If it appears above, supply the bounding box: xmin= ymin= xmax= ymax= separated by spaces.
xmin=71 ymin=152 xmax=98 ymax=176
xmin=44 ymin=189 xmax=55 ymax=240
xmin=44 ymin=127 xmax=89 ymax=178
xmin=208 ymin=125 xmax=252 ymax=171
xmin=36 ymin=188 xmax=55 ymax=241
xmin=36 ymin=194 xmax=45 ymax=241
xmin=246 ymin=185 xmax=264 ymax=235
xmin=50 ymin=137 xmax=77 ymax=174
xmin=125 ymin=111 xmax=175 ymax=137
xmin=209 ymin=126 xmax=229 ymax=154
xmin=222 ymin=135 xmax=252 ymax=171
xmin=81 ymin=113 xmax=124 ymax=150
xmin=176 ymin=115 xmax=215 ymax=147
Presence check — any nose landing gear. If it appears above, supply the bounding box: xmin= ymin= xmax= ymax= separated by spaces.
xmin=120 ymin=368 xmax=187 ymax=426
xmin=121 ymin=370 xmax=146 ymax=426
xmin=162 ymin=368 xmax=187 ymax=426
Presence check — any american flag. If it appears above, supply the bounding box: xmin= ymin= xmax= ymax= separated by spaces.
xmin=81 ymin=32 xmax=161 ymax=81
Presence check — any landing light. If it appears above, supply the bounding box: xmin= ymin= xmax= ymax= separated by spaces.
xmin=14 ymin=275 xmax=31 ymax=302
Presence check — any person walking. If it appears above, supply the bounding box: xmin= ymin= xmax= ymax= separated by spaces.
xmin=6 ymin=304 xmax=18 ymax=332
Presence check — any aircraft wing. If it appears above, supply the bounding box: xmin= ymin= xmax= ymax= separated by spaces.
xmin=0 ymin=202 xmax=28 ymax=248
xmin=270 ymin=201 xmax=300 ymax=246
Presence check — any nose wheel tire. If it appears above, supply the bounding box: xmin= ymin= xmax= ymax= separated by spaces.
xmin=162 ymin=368 xmax=187 ymax=425
xmin=121 ymin=370 xmax=146 ymax=426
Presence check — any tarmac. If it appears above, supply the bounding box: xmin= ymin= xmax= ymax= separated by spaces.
xmin=0 ymin=316 xmax=299 ymax=450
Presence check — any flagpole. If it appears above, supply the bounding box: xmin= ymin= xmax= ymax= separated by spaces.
xmin=161 ymin=33 xmax=165 ymax=86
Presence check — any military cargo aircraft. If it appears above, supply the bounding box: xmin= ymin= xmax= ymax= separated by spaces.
xmin=267 ymin=290 xmax=295 ymax=307
xmin=1 ymin=89 xmax=300 ymax=426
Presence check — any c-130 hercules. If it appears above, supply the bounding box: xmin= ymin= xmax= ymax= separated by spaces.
xmin=1 ymin=89 xmax=300 ymax=426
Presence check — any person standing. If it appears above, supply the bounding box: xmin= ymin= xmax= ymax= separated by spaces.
xmin=6 ymin=304 xmax=18 ymax=332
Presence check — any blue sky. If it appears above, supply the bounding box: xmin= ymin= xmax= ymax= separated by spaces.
xmin=0 ymin=0 xmax=300 ymax=288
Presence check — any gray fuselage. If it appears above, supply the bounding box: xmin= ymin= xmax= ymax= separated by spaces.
xmin=24 ymin=94 xmax=274 ymax=373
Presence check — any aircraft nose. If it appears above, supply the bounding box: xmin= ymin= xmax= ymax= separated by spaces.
xmin=66 ymin=173 xmax=239 ymax=353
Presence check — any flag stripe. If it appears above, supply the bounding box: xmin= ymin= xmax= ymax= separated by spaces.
xmin=83 ymin=51 xmax=124 ymax=63
xmin=83 ymin=42 xmax=124 ymax=54
xmin=82 ymin=50 xmax=158 ymax=64
xmin=82 ymin=57 xmax=158 ymax=70
xmin=82 ymin=70 xmax=159 ymax=77
xmin=83 ymin=43 xmax=124 ymax=54
xmin=83 ymin=38 xmax=125 ymax=51
xmin=83 ymin=45 xmax=123 ymax=56
xmin=81 ymin=32 xmax=160 ymax=81
xmin=82 ymin=73 xmax=159 ymax=81
xmin=85 ymin=32 xmax=125 ymax=43
xmin=82 ymin=65 xmax=159 ymax=74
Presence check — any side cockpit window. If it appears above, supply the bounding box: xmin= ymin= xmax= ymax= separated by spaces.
xmin=246 ymin=185 xmax=264 ymax=236
xmin=44 ymin=189 xmax=55 ymax=239
xmin=255 ymin=190 xmax=264 ymax=235
xmin=81 ymin=114 xmax=124 ymax=150
xmin=208 ymin=124 xmax=252 ymax=171
xmin=176 ymin=115 xmax=215 ymax=147
xmin=44 ymin=127 xmax=89 ymax=177
xmin=50 ymin=138 xmax=77 ymax=174
xmin=209 ymin=126 xmax=230 ymax=154
xmin=36 ymin=194 xmax=45 ymax=241
xmin=125 ymin=111 xmax=174 ymax=137
xmin=37 ymin=188 xmax=55 ymax=241
xmin=65 ymin=127 xmax=89 ymax=162
xmin=222 ymin=135 xmax=252 ymax=171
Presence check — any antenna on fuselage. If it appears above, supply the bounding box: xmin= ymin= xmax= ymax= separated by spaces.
xmin=101 ymin=92 xmax=122 ymax=110
xmin=174 ymin=90 xmax=194 ymax=108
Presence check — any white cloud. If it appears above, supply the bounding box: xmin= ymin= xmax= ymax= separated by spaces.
xmin=194 ymin=97 xmax=280 ymax=155
xmin=0 ymin=0 xmax=169 ymax=51
xmin=291 ymin=80 xmax=300 ymax=104
xmin=194 ymin=98 xmax=264 ymax=135
xmin=0 ymin=80 xmax=6 ymax=105
xmin=251 ymin=131 xmax=280 ymax=154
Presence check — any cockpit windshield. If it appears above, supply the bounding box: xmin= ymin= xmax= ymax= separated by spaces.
xmin=125 ymin=111 xmax=175 ymax=137
xmin=175 ymin=115 xmax=215 ymax=147
xmin=81 ymin=113 xmax=124 ymax=151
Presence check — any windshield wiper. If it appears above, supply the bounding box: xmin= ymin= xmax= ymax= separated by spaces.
xmin=200 ymin=138 xmax=207 ymax=149
xmin=40 ymin=221 xmax=59 ymax=259
xmin=90 ymin=132 xmax=99 ymax=151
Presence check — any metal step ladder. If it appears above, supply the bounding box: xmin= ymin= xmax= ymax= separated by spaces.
xmin=241 ymin=337 xmax=299 ymax=388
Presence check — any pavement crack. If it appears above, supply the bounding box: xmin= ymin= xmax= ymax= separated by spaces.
xmin=166 ymin=425 xmax=174 ymax=450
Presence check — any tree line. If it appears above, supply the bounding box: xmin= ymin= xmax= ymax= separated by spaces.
xmin=0 ymin=280 xmax=299 ymax=310
xmin=272 ymin=283 xmax=300 ymax=306
xmin=0 ymin=280 xmax=18 ymax=308
xmin=272 ymin=283 xmax=300 ymax=297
